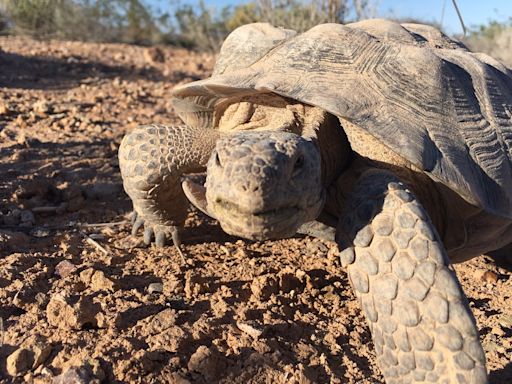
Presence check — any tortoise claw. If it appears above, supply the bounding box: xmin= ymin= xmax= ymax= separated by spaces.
xmin=155 ymin=231 xmax=166 ymax=247
xmin=129 ymin=210 xmax=186 ymax=261
xmin=143 ymin=226 xmax=154 ymax=244
xmin=131 ymin=215 xmax=144 ymax=236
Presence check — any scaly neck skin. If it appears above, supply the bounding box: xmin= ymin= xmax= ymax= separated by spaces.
xmin=301 ymin=111 xmax=352 ymax=187
xmin=181 ymin=126 xmax=221 ymax=174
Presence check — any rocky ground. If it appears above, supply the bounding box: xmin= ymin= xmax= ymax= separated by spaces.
xmin=0 ymin=36 xmax=511 ymax=384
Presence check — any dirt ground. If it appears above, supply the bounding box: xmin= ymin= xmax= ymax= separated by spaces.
xmin=0 ymin=36 xmax=511 ymax=384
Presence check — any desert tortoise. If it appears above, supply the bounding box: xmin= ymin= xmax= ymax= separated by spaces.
xmin=119 ymin=20 xmax=512 ymax=383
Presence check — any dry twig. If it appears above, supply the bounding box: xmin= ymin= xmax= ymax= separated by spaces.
xmin=84 ymin=235 xmax=109 ymax=255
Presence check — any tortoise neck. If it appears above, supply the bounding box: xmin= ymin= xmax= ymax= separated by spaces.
xmin=302 ymin=112 xmax=352 ymax=187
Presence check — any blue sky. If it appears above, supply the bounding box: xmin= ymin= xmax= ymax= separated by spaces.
xmin=378 ymin=0 xmax=512 ymax=34
xmin=152 ymin=1 xmax=512 ymax=35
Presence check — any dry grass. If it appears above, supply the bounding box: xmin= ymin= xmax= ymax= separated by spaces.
xmin=465 ymin=28 xmax=512 ymax=68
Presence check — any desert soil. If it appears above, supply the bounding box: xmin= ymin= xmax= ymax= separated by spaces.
xmin=0 ymin=36 xmax=511 ymax=384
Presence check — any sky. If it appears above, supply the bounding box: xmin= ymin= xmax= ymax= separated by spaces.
xmin=378 ymin=0 xmax=512 ymax=34
xmin=152 ymin=1 xmax=512 ymax=36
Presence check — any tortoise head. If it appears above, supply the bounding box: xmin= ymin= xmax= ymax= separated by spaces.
xmin=183 ymin=131 xmax=325 ymax=240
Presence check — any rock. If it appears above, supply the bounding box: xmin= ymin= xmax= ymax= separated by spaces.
xmin=32 ymin=343 xmax=52 ymax=369
xmin=80 ymin=268 xmax=116 ymax=292
xmin=52 ymin=365 xmax=99 ymax=384
xmin=79 ymin=268 xmax=95 ymax=284
xmin=148 ymin=282 xmax=164 ymax=294
xmin=46 ymin=293 xmax=100 ymax=329
xmin=187 ymin=346 xmax=226 ymax=381
xmin=147 ymin=308 xmax=177 ymax=333
xmin=236 ymin=321 xmax=265 ymax=339
xmin=481 ymin=270 xmax=499 ymax=283
xmin=7 ymin=348 xmax=33 ymax=377
xmin=90 ymin=270 xmax=116 ymax=292
xmin=55 ymin=260 xmax=78 ymax=278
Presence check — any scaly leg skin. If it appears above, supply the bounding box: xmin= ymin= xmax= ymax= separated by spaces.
xmin=336 ymin=170 xmax=487 ymax=384
xmin=119 ymin=124 xmax=219 ymax=249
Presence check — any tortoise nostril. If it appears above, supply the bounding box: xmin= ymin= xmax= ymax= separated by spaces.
xmin=215 ymin=152 xmax=222 ymax=167
xmin=241 ymin=184 xmax=248 ymax=192
xmin=252 ymin=185 xmax=260 ymax=192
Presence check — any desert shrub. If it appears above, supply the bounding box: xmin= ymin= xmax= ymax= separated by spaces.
xmin=170 ymin=0 xmax=231 ymax=51
xmin=170 ymin=0 xmax=378 ymax=52
xmin=0 ymin=9 xmax=8 ymax=33
xmin=0 ymin=0 xmax=166 ymax=44
xmin=464 ymin=18 xmax=512 ymax=67
xmin=0 ymin=0 xmax=378 ymax=50
xmin=0 ymin=0 xmax=61 ymax=36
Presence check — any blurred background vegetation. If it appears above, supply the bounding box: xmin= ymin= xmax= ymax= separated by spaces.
xmin=0 ymin=0 xmax=511 ymax=66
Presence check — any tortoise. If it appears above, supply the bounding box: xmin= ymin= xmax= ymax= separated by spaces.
xmin=118 ymin=19 xmax=512 ymax=383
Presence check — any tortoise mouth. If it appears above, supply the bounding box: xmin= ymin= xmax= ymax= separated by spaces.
xmin=214 ymin=199 xmax=300 ymax=219
xmin=211 ymin=199 xmax=303 ymax=240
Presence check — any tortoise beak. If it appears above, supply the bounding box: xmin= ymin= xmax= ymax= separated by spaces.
xmin=182 ymin=176 xmax=218 ymax=220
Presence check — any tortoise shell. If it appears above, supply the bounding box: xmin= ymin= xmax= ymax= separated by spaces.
xmin=172 ymin=19 xmax=512 ymax=220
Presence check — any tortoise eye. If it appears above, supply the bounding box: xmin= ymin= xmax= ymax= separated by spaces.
xmin=215 ymin=152 xmax=222 ymax=167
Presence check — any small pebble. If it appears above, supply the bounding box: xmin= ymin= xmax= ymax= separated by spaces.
xmin=148 ymin=282 xmax=164 ymax=294
xmin=236 ymin=321 xmax=265 ymax=339
xmin=55 ymin=260 xmax=77 ymax=278
xmin=480 ymin=270 xmax=499 ymax=284
xmin=52 ymin=365 xmax=95 ymax=384
xmin=6 ymin=348 xmax=33 ymax=377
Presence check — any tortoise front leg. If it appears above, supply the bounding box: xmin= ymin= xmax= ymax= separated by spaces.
xmin=336 ymin=170 xmax=487 ymax=384
xmin=119 ymin=124 xmax=219 ymax=248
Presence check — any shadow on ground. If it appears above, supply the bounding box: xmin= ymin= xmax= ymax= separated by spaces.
xmin=0 ymin=50 xmax=164 ymax=89
xmin=490 ymin=361 xmax=512 ymax=383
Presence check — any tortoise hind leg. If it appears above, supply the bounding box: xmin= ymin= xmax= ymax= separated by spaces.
xmin=336 ymin=170 xmax=487 ymax=384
